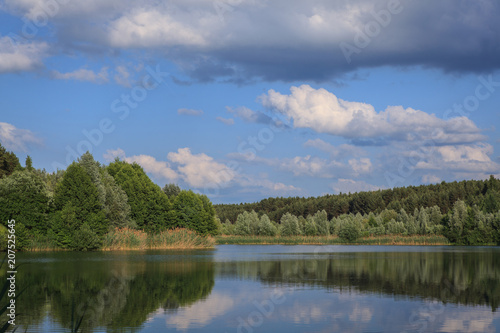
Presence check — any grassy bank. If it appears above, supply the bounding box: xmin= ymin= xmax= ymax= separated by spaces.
xmin=216 ymin=234 xmax=451 ymax=245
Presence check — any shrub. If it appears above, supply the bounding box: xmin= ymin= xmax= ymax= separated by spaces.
xmin=338 ymin=220 xmax=361 ymax=242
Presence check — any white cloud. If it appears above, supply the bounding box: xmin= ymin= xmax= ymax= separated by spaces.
xmin=260 ymin=85 xmax=485 ymax=144
xmin=415 ymin=143 xmax=500 ymax=174
xmin=167 ymin=148 xmax=236 ymax=188
xmin=104 ymin=148 xmax=299 ymax=196
xmin=107 ymin=8 xmax=210 ymax=48
xmin=0 ymin=35 xmax=48 ymax=73
xmin=51 ymin=67 xmax=109 ymax=84
xmin=348 ymin=158 xmax=372 ymax=176
xmin=0 ymin=122 xmax=41 ymax=151
xmin=422 ymin=174 xmax=441 ymax=184
xmin=216 ymin=117 xmax=234 ymax=125
xmin=279 ymin=155 xmax=340 ymax=178
xmin=331 ymin=178 xmax=384 ymax=194
xmin=178 ymin=108 xmax=204 ymax=116
xmin=166 ymin=293 xmax=234 ymax=330
xmin=104 ymin=148 xmax=179 ymax=181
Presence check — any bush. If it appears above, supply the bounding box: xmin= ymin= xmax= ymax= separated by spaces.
xmin=338 ymin=221 xmax=361 ymax=242
xmin=71 ymin=223 xmax=102 ymax=251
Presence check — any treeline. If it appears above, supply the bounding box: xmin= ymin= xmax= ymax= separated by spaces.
xmin=221 ymin=202 xmax=500 ymax=244
xmin=0 ymin=144 xmax=219 ymax=251
xmin=216 ymin=176 xmax=500 ymax=222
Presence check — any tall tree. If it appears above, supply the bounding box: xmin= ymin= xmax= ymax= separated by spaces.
xmin=52 ymin=162 xmax=108 ymax=248
xmin=0 ymin=142 xmax=21 ymax=179
xmin=0 ymin=169 xmax=51 ymax=245
xmin=107 ymin=160 xmax=173 ymax=232
xmin=163 ymin=183 xmax=181 ymax=199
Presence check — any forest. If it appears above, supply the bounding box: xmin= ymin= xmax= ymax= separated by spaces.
xmin=0 ymin=143 xmax=219 ymax=251
xmin=216 ymin=175 xmax=500 ymax=245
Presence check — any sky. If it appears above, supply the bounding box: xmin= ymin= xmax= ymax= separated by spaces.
xmin=0 ymin=0 xmax=499 ymax=204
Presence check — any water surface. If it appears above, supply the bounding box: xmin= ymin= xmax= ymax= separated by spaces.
xmin=11 ymin=245 xmax=500 ymax=332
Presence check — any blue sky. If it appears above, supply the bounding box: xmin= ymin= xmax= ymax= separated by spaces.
xmin=1 ymin=0 xmax=499 ymax=204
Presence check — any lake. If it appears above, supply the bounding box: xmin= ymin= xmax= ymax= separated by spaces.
xmin=11 ymin=245 xmax=500 ymax=332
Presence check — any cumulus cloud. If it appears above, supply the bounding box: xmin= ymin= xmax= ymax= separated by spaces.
xmin=348 ymin=158 xmax=372 ymax=176
xmin=331 ymin=178 xmax=384 ymax=194
xmin=104 ymin=148 xmax=179 ymax=181
xmin=0 ymin=35 xmax=48 ymax=73
xmin=260 ymin=85 xmax=485 ymax=144
xmin=415 ymin=143 xmax=500 ymax=174
xmin=279 ymin=155 xmax=341 ymax=178
xmin=51 ymin=67 xmax=109 ymax=84
xmin=104 ymin=148 xmax=299 ymax=196
xmin=0 ymin=122 xmax=41 ymax=151
xmin=167 ymin=147 xmax=236 ymax=188
xmin=177 ymin=108 xmax=204 ymax=116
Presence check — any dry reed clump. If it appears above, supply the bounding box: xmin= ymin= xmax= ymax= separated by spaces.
xmin=102 ymin=228 xmax=215 ymax=250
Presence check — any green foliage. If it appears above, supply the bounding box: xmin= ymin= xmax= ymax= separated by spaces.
xmin=163 ymin=183 xmax=181 ymax=199
xmin=257 ymin=214 xmax=277 ymax=236
xmin=173 ymin=191 xmax=219 ymax=236
xmin=25 ymin=155 xmax=33 ymax=171
xmin=71 ymin=223 xmax=102 ymax=251
xmin=107 ymin=160 xmax=173 ymax=233
xmin=313 ymin=210 xmax=329 ymax=236
xmin=280 ymin=213 xmax=301 ymax=236
xmin=54 ymin=162 xmax=109 ymax=237
xmin=215 ymin=176 xmax=500 ymax=223
xmin=234 ymin=210 xmax=259 ymax=235
xmin=303 ymin=216 xmax=317 ymax=236
xmin=0 ymin=169 xmax=51 ymax=235
xmin=386 ymin=219 xmax=406 ymax=235
xmin=0 ymin=143 xmax=21 ymax=179
xmin=338 ymin=220 xmax=361 ymax=242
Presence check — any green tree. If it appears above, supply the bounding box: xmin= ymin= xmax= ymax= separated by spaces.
xmin=25 ymin=155 xmax=33 ymax=171
xmin=79 ymin=152 xmax=134 ymax=229
xmin=173 ymin=191 xmax=219 ymax=235
xmin=314 ymin=210 xmax=330 ymax=236
xmin=0 ymin=170 xmax=51 ymax=236
xmin=257 ymin=214 xmax=277 ymax=236
xmin=53 ymin=162 xmax=108 ymax=245
xmin=107 ymin=160 xmax=173 ymax=232
xmin=303 ymin=216 xmax=317 ymax=236
xmin=0 ymin=143 xmax=21 ymax=179
xmin=163 ymin=183 xmax=181 ymax=199
xmin=280 ymin=213 xmax=301 ymax=236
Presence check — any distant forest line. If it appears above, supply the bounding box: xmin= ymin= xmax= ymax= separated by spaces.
xmin=215 ymin=176 xmax=500 ymax=245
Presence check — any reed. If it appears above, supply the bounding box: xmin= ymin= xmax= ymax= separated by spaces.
xmin=102 ymin=228 xmax=215 ymax=250
xmin=216 ymin=234 xmax=450 ymax=245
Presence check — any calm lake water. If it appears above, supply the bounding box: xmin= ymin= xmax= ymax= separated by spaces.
xmin=11 ymin=245 xmax=500 ymax=332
